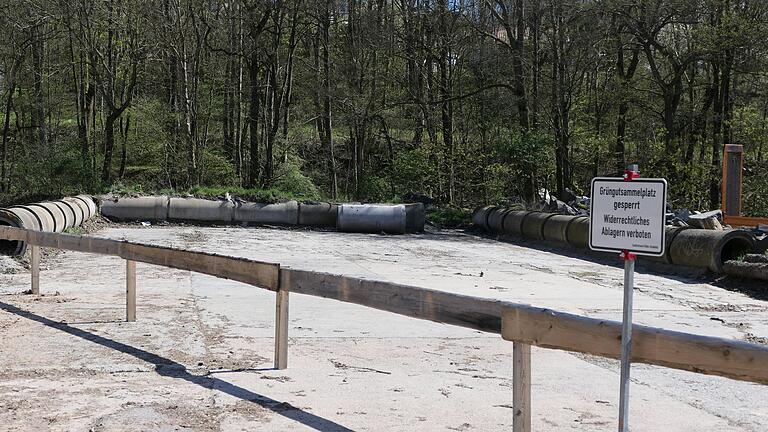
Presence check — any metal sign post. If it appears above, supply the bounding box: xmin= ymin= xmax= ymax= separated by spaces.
xmin=588 ymin=165 xmax=667 ymax=432
xmin=617 ymin=165 xmax=639 ymax=432
xmin=618 ymin=248 xmax=635 ymax=431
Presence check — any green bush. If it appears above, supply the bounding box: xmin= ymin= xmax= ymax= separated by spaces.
xmin=200 ymin=150 xmax=238 ymax=187
xmin=272 ymin=159 xmax=322 ymax=200
xmin=427 ymin=206 xmax=472 ymax=228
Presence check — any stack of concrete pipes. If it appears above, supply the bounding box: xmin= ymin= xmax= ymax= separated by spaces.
xmin=473 ymin=206 xmax=756 ymax=273
xmin=100 ymin=196 xmax=425 ymax=234
xmin=0 ymin=195 xmax=98 ymax=255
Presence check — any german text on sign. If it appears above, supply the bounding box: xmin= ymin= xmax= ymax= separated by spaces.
xmin=589 ymin=178 xmax=667 ymax=256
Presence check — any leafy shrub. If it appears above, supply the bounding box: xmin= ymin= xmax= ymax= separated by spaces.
xmin=272 ymin=159 xmax=321 ymax=200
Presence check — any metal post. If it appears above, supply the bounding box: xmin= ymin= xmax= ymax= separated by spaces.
xmin=618 ymin=254 xmax=635 ymax=431
xmin=30 ymin=246 xmax=40 ymax=295
xmin=126 ymin=260 xmax=136 ymax=322
xmin=618 ymin=163 xmax=639 ymax=432
xmin=513 ymin=342 xmax=531 ymax=432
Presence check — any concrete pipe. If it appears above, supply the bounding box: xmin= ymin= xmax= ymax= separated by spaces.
xmin=74 ymin=195 xmax=98 ymax=219
xmin=52 ymin=201 xmax=78 ymax=229
xmin=472 ymin=206 xmax=497 ymax=231
xmin=404 ymin=203 xmax=426 ymax=232
xmin=101 ymin=196 xmax=170 ymax=221
xmin=15 ymin=206 xmax=55 ymax=232
xmin=565 ymin=216 xmax=590 ymax=249
xmin=298 ymin=202 xmax=338 ymax=227
xmin=487 ymin=208 xmax=510 ymax=233
xmin=0 ymin=208 xmax=40 ymax=255
xmin=542 ymin=214 xmax=578 ymax=244
xmin=66 ymin=197 xmax=94 ymax=225
xmin=644 ymin=227 xmax=687 ymax=265
xmin=0 ymin=196 xmax=98 ymax=256
xmin=521 ymin=212 xmax=556 ymax=241
xmin=501 ymin=210 xmax=528 ymax=236
xmin=668 ymin=228 xmax=755 ymax=273
xmin=337 ymin=204 xmax=407 ymax=234
xmin=169 ymin=197 xmax=235 ymax=222
xmin=62 ymin=197 xmax=87 ymax=226
xmin=29 ymin=202 xmax=67 ymax=232
xmin=234 ymin=201 xmax=299 ymax=225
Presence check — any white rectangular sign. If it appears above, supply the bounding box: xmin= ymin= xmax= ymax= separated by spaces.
xmin=589 ymin=177 xmax=667 ymax=256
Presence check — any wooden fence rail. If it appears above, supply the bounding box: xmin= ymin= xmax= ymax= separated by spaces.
xmin=2 ymin=225 xmax=766 ymax=430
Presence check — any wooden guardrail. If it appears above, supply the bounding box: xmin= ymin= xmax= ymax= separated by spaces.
xmin=2 ymin=225 xmax=767 ymax=431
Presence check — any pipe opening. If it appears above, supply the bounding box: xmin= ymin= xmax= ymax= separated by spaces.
xmin=721 ymin=237 xmax=754 ymax=265
xmin=0 ymin=220 xmax=23 ymax=256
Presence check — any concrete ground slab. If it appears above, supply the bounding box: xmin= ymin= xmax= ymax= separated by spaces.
xmin=0 ymin=226 xmax=766 ymax=431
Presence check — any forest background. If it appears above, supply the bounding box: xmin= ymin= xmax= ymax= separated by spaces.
xmin=1 ymin=0 xmax=767 ymax=219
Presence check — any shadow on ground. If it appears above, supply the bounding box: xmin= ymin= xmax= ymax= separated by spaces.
xmin=0 ymin=300 xmax=355 ymax=432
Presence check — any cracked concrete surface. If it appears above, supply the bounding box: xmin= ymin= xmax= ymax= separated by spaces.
xmin=0 ymin=226 xmax=766 ymax=431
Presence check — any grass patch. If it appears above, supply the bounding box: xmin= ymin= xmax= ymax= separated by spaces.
xmin=64 ymin=227 xmax=86 ymax=235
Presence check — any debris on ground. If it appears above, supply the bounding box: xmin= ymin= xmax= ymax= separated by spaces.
xmin=537 ymin=189 xmax=582 ymax=215
xmin=743 ymin=254 xmax=768 ymax=264
xmin=755 ymin=236 xmax=768 ymax=254
xmin=688 ymin=210 xmax=724 ymax=230
xmin=0 ymin=255 xmax=23 ymax=274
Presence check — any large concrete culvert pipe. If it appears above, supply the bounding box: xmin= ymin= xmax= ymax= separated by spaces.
xmin=565 ymin=216 xmax=590 ymax=249
xmin=298 ymin=202 xmax=338 ymax=226
xmin=542 ymin=214 xmax=579 ymax=244
xmin=501 ymin=211 xmax=528 ymax=236
xmin=169 ymin=197 xmax=236 ymax=222
xmin=234 ymin=201 xmax=299 ymax=225
xmin=668 ymin=228 xmax=755 ymax=273
xmin=404 ymin=203 xmax=426 ymax=233
xmin=51 ymin=201 xmax=78 ymax=229
xmin=487 ymin=208 xmax=510 ymax=232
xmin=520 ymin=212 xmax=556 ymax=241
xmin=28 ymin=203 xmax=66 ymax=232
xmin=0 ymin=195 xmax=98 ymax=256
xmin=473 ymin=207 xmax=757 ymax=274
xmin=472 ymin=206 xmax=497 ymax=231
xmin=101 ymin=195 xmax=170 ymax=221
xmin=0 ymin=208 xmax=39 ymax=255
xmin=338 ymin=204 xmax=407 ymax=234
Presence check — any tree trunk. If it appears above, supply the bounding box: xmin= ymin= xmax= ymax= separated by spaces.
xmin=248 ymin=52 xmax=261 ymax=188
xmin=102 ymin=114 xmax=118 ymax=183
xmin=512 ymin=0 xmax=529 ymax=130
xmin=31 ymin=24 xmax=46 ymax=151
xmin=119 ymin=114 xmax=131 ymax=179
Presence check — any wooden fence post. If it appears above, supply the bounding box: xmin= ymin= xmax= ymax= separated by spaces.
xmin=274 ymin=288 xmax=289 ymax=370
xmin=513 ymin=342 xmax=531 ymax=432
xmin=126 ymin=260 xmax=136 ymax=322
xmin=30 ymin=246 xmax=40 ymax=295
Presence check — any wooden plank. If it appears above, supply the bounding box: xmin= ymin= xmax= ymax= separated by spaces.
xmin=21 ymin=228 xmax=125 ymax=255
xmin=0 ymin=226 xmax=28 ymax=241
xmin=724 ymin=215 xmax=768 ymax=228
xmin=0 ymin=227 xmax=279 ymax=290
xmin=120 ymin=242 xmax=280 ymax=290
xmin=30 ymin=245 xmax=40 ymax=295
xmin=722 ymin=144 xmax=744 ymax=217
xmin=126 ymin=260 xmax=136 ymax=322
xmin=280 ymin=268 xmax=505 ymax=333
xmin=501 ymin=306 xmax=768 ymax=385
xmin=274 ymin=288 xmax=289 ymax=370
xmin=513 ymin=342 xmax=531 ymax=432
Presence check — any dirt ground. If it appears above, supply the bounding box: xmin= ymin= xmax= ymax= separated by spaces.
xmin=1 ymin=226 xmax=766 ymax=431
